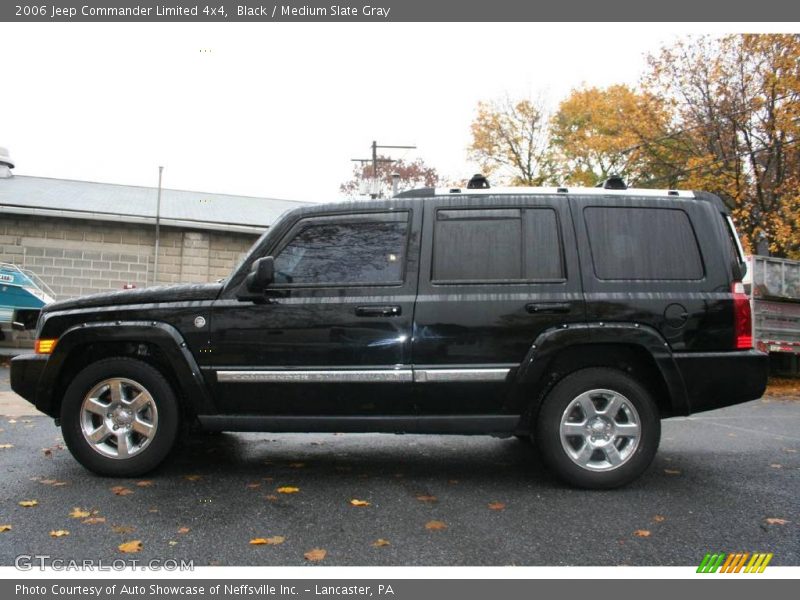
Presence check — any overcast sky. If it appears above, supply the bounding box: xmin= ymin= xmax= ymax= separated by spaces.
xmin=0 ymin=23 xmax=789 ymax=202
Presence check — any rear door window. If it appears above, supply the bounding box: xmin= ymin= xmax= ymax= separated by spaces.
xmin=584 ymin=207 xmax=704 ymax=280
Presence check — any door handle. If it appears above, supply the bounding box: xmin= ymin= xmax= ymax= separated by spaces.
xmin=526 ymin=302 xmax=571 ymax=314
xmin=355 ymin=305 xmax=402 ymax=317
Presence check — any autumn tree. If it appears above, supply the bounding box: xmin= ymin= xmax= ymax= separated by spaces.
xmin=549 ymin=84 xmax=681 ymax=187
xmin=468 ymin=96 xmax=552 ymax=185
xmin=643 ymin=34 xmax=800 ymax=257
xmin=339 ymin=156 xmax=442 ymax=198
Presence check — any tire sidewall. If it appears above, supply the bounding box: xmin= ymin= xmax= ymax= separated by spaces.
xmin=535 ymin=368 xmax=661 ymax=489
xmin=60 ymin=358 xmax=180 ymax=477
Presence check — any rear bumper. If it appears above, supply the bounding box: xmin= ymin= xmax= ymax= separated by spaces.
xmin=674 ymin=350 xmax=768 ymax=414
xmin=9 ymin=353 xmax=50 ymax=415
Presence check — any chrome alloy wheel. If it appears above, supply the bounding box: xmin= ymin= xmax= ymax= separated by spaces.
xmin=79 ymin=378 xmax=159 ymax=459
xmin=559 ymin=388 xmax=641 ymax=472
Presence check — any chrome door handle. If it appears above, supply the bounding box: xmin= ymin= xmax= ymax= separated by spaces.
xmin=355 ymin=305 xmax=402 ymax=317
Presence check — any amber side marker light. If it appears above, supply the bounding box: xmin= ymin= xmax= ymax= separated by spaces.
xmin=34 ymin=339 xmax=57 ymax=354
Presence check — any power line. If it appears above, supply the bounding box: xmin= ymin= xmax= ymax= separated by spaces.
xmin=351 ymin=140 xmax=417 ymax=198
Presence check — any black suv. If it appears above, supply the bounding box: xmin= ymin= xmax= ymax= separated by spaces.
xmin=11 ymin=180 xmax=768 ymax=488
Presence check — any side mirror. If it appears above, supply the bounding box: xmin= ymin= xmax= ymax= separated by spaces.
xmin=245 ymin=256 xmax=275 ymax=293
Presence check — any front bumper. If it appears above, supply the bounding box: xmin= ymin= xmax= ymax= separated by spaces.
xmin=674 ymin=349 xmax=769 ymax=414
xmin=10 ymin=353 xmax=49 ymax=415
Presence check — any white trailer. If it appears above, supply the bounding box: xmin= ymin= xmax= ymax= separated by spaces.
xmin=743 ymin=255 xmax=800 ymax=375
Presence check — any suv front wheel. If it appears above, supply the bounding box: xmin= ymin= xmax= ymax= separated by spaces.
xmin=535 ymin=367 xmax=660 ymax=489
xmin=60 ymin=358 xmax=180 ymax=477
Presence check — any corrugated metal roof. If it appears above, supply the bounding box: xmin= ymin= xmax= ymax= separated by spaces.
xmin=0 ymin=175 xmax=312 ymax=234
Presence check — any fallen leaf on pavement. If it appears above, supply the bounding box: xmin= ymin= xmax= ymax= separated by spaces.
xmin=110 ymin=486 xmax=133 ymax=496
xmin=39 ymin=479 xmax=58 ymax=485
xmin=0 ymin=444 xmax=13 ymax=449
xmin=765 ymin=518 xmax=789 ymax=525
xmin=304 ymin=548 xmax=327 ymax=561
xmin=769 ymin=463 xmax=783 ymax=469
xmin=112 ymin=525 xmax=135 ymax=534
xmin=49 ymin=530 xmax=69 ymax=538
xmin=0 ymin=525 xmax=11 ymax=532
xmin=177 ymin=527 xmax=190 ymax=534
xmin=349 ymin=499 xmax=370 ymax=507
xmin=168 ymin=540 xmax=177 ymax=546
xmin=425 ymin=520 xmax=447 ymax=531
xmin=250 ymin=536 xmax=285 ymax=545
xmin=488 ymin=502 xmax=506 ymax=511
xmin=184 ymin=475 xmax=202 ymax=482
xmin=82 ymin=517 xmax=106 ymax=525
xmin=653 ymin=515 xmax=666 ymax=523
xmin=18 ymin=500 xmax=38 ymax=507
xmin=634 ymin=530 xmax=651 ymax=537
xmin=277 ymin=486 xmax=299 ymax=494
xmin=69 ymin=507 xmax=91 ymax=519
xmin=246 ymin=483 xmax=261 ymax=489
xmin=136 ymin=481 xmax=153 ymax=487
xmin=265 ymin=495 xmax=278 ymax=501
xmin=416 ymin=495 xmax=437 ymax=503
xmin=118 ymin=540 xmax=142 ymax=553
xmin=664 ymin=469 xmax=681 ymax=475
xmin=289 ymin=462 xmax=305 ymax=468
xmin=372 ymin=539 xmax=390 ymax=547
xmin=42 ymin=448 xmax=52 ymax=457
xmin=52 ymin=482 xmax=67 ymax=487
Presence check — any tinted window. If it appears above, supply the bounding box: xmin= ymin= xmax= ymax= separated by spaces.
xmin=584 ymin=207 xmax=703 ymax=280
xmin=433 ymin=208 xmax=564 ymax=282
xmin=274 ymin=216 xmax=408 ymax=285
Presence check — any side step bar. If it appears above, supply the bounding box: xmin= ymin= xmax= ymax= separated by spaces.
xmin=197 ymin=414 xmax=520 ymax=435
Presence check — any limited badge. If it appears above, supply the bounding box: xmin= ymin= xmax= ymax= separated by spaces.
xmin=194 ymin=316 xmax=207 ymax=328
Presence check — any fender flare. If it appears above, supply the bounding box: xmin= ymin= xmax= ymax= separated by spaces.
xmin=35 ymin=320 xmax=214 ymax=417
xmin=515 ymin=322 xmax=690 ymax=416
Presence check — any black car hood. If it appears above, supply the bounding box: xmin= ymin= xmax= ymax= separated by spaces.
xmin=43 ymin=283 xmax=224 ymax=313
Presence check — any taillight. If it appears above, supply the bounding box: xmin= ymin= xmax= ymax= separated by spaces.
xmin=732 ymin=282 xmax=752 ymax=349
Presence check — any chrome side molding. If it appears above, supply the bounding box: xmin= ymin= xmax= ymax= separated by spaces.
xmin=216 ymin=367 xmax=511 ymax=383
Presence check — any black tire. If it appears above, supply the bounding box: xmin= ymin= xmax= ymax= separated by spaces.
xmin=60 ymin=357 xmax=180 ymax=477
xmin=535 ymin=367 xmax=660 ymax=489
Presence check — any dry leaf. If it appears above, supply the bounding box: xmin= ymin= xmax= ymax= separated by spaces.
xmin=136 ymin=481 xmax=153 ymax=487
xmin=8 ymin=419 xmax=17 ymax=424
xmin=488 ymin=502 xmax=506 ymax=511
xmin=0 ymin=444 xmax=13 ymax=449
xmin=277 ymin=486 xmax=299 ymax=494
xmin=110 ymin=486 xmax=133 ymax=496
xmin=765 ymin=518 xmax=789 ymax=525
xmin=52 ymin=482 xmax=67 ymax=487
xmin=448 ymin=479 xmax=459 ymax=484
xmin=118 ymin=540 xmax=143 ymax=553
xmin=0 ymin=525 xmax=11 ymax=532
xmin=416 ymin=495 xmax=437 ymax=503
xmin=633 ymin=529 xmax=651 ymax=537
xmin=18 ymin=500 xmax=38 ymax=507
xmin=148 ymin=507 xmax=159 ymax=513
xmin=265 ymin=495 xmax=278 ymax=501
xmin=111 ymin=525 xmax=135 ymax=534
xmin=250 ymin=536 xmax=285 ymax=545
xmin=42 ymin=448 xmax=52 ymax=457
xmin=69 ymin=507 xmax=91 ymax=519
xmin=304 ymin=548 xmax=327 ymax=562
xmin=425 ymin=520 xmax=447 ymax=531
xmin=82 ymin=517 xmax=106 ymax=525
xmin=184 ymin=475 xmax=202 ymax=482
xmin=49 ymin=530 xmax=69 ymax=538
xmin=39 ymin=479 xmax=57 ymax=485
xmin=350 ymin=499 xmax=370 ymax=507
xmin=177 ymin=527 xmax=190 ymax=534
xmin=769 ymin=463 xmax=783 ymax=469
xmin=246 ymin=483 xmax=261 ymax=489
xmin=289 ymin=462 xmax=305 ymax=468
xmin=168 ymin=540 xmax=178 ymax=546
xmin=664 ymin=468 xmax=681 ymax=475
xmin=653 ymin=515 xmax=666 ymax=523
xmin=372 ymin=538 xmax=390 ymax=547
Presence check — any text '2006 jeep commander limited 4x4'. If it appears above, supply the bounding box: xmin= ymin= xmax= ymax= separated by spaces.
xmin=11 ymin=177 xmax=768 ymax=488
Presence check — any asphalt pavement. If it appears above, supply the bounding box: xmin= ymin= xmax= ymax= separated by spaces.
xmin=0 ymin=365 xmax=797 ymax=566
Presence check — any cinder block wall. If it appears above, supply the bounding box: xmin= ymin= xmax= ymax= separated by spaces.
xmin=0 ymin=214 xmax=258 ymax=348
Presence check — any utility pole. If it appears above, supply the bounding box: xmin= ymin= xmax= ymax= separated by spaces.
xmin=153 ymin=166 xmax=163 ymax=286
xmin=351 ymin=140 xmax=416 ymax=198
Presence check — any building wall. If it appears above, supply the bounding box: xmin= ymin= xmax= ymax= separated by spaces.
xmin=0 ymin=214 xmax=259 ymax=348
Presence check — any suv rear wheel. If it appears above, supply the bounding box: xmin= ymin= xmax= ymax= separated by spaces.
xmin=535 ymin=368 xmax=660 ymax=489
xmin=60 ymin=358 xmax=180 ymax=477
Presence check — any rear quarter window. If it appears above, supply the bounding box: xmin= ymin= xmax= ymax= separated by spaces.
xmin=584 ymin=206 xmax=704 ymax=281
